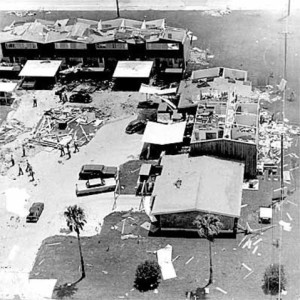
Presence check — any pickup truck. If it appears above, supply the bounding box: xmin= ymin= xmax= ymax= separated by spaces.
xmin=76 ymin=178 xmax=116 ymax=197
xmin=79 ymin=164 xmax=117 ymax=180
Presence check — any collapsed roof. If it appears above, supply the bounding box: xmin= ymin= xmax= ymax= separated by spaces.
xmin=0 ymin=18 xmax=190 ymax=45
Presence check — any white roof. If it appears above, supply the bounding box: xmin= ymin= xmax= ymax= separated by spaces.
xmin=139 ymin=83 xmax=177 ymax=95
xmin=0 ymin=81 xmax=17 ymax=93
xmin=113 ymin=61 xmax=153 ymax=78
xmin=151 ymin=155 xmax=244 ymax=218
xmin=142 ymin=121 xmax=186 ymax=145
xmin=19 ymin=60 xmax=62 ymax=77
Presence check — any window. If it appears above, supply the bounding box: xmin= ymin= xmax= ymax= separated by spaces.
xmin=5 ymin=42 xmax=38 ymax=49
xmin=95 ymin=43 xmax=128 ymax=50
xmin=146 ymin=43 xmax=179 ymax=50
xmin=55 ymin=43 xmax=87 ymax=49
xmin=206 ymin=132 xmax=217 ymax=140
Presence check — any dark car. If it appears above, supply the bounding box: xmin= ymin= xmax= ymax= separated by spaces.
xmin=26 ymin=202 xmax=44 ymax=223
xmin=79 ymin=164 xmax=117 ymax=180
xmin=125 ymin=119 xmax=147 ymax=134
xmin=69 ymin=91 xmax=92 ymax=103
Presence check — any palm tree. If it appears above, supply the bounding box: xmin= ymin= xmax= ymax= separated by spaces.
xmin=64 ymin=205 xmax=87 ymax=282
xmin=193 ymin=214 xmax=223 ymax=287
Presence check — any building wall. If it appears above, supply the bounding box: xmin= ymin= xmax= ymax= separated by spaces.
xmin=157 ymin=211 xmax=237 ymax=232
xmin=1 ymin=39 xmax=187 ymax=69
xmin=190 ymin=139 xmax=257 ymax=178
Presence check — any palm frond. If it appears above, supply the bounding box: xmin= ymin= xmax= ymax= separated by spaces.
xmin=193 ymin=214 xmax=223 ymax=240
xmin=64 ymin=205 xmax=86 ymax=233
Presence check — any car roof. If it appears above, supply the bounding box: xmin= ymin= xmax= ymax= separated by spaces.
xmin=82 ymin=164 xmax=105 ymax=170
xmin=31 ymin=202 xmax=44 ymax=207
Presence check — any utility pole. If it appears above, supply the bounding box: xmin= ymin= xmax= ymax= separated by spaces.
xmin=278 ymin=3 xmax=290 ymax=297
xmin=116 ymin=0 xmax=120 ymax=18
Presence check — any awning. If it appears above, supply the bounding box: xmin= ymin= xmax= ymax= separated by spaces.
xmin=113 ymin=61 xmax=153 ymax=78
xmin=142 ymin=121 xmax=186 ymax=145
xmin=139 ymin=83 xmax=177 ymax=95
xmin=0 ymin=82 xmax=17 ymax=93
xmin=19 ymin=60 xmax=62 ymax=77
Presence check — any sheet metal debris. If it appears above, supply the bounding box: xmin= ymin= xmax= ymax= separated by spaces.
xmin=29 ymin=106 xmax=107 ymax=148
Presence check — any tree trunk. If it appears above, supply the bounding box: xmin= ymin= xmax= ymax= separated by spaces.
xmin=205 ymin=241 xmax=213 ymax=287
xmin=76 ymin=230 xmax=85 ymax=280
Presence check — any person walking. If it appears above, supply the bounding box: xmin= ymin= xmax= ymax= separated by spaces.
xmin=73 ymin=140 xmax=79 ymax=153
xmin=10 ymin=154 xmax=15 ymax=167
xmin=18 ymin=164 xmax=23 ymax=176
xmin=22 ymin=144 xmax=26 ymax=157
xmin=59 ymin=144 xmax=65 ymax=157
xmin=67 ymin=147 xmax=71 ymax=160
xmin=33 ymin=96 xmax=37 ymax=108
xmin=25 ymin=160 xmax=31 ymax=172
xmin=29 ymin=169 xmax=35 ymax=182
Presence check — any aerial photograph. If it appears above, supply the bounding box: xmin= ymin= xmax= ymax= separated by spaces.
xmin=0 ymin=0 xmax=299 ymax=299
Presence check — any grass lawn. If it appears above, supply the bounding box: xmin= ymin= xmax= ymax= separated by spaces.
xmin=31 ymin=206 xmax=282 ymax=300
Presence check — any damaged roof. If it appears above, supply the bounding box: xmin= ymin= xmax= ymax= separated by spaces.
xmin=0 ymin=18 xmax=189 ymax=45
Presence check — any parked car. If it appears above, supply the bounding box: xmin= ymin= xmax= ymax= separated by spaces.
xmin=76 ymin=178 xmax=116 ymax=197
xmin=26 ymin=202 xmax=44 ymax=223
xmin=79 ymin=164 xmax=117 ymax=180
xmin=125 ymin=119 xmax=147 ymax=134
xmin=69 ymin=91 xmax=92 ymax=103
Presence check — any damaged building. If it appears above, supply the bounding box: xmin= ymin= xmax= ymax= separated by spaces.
xmin=177 ymin=67 xmax=259 ymax=178
xmin=0 ymin=17 xmax=193 ymax=75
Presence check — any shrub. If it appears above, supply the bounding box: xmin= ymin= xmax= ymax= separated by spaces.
xmin=262 ymin=264 xmax=287 ymax=295
xmin=134 ymin=260 xmax=161 ymax=292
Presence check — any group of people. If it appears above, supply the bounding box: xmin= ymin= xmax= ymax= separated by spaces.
xmin=59 ymin=141 xmax=79 ymax=159
xmin=10 ymin=146 xmax=35 ymax=181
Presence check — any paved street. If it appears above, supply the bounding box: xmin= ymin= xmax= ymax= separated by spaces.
xmin=0 ymin=94 xmax=143 ymax=298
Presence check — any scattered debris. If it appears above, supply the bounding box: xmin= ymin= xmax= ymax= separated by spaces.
xmin=243 ymin=270 xmax=254 ymax=279
xmin=242 ymin=263 xmax=252 ymax=272
xmin=286 ymin=212 xmax=293 ymax=221
xmin=252 ymin=246 xmax=258 ymax=254
xmin=30 ymin=106 xmax=106 ymax=149
xmin=157 ymin=245 xmax=177 ymax=280
xmin=279 ymin=220 xmax=292 ymax=232
xmin=215 ymin=287 xmax=228 ymax=294
xmin=185 ymin=256 xmax=194 ymax=265
xmin=120 ymin=234 xmax=139 ymax=240
xmin=253 ymin=238 xmax=262 ymax=246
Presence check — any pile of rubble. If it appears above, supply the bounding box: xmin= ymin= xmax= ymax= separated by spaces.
xmin=0 ymin=119 xmax=28 ymax=146
xmin=187 ymin=47 xmax=212 ymax=66
xmin=257 ymin=87 xmax=300 ymax=168
xmin=29 ymin=105 xmax=108 ymax=148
